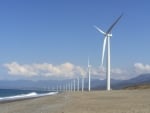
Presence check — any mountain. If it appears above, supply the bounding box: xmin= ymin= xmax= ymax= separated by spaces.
xmin=124 ymin=83 xmax=150 ymax=90
xmin=0 ymin=73 xmax=150 ymax=90
xmin=114 ymin=73 xmax=150 ymax=89
xmin=127 ymin=73 xmax=150 ymax=84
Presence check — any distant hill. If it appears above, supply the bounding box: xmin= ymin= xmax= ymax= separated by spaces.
xmin=87 ymin=73 xmax=150 ymax=90
xmin=124 ymin=83 xmax=150 ymax=90
xmin=114 ymin=73 xmax=150 ymax=89
xmin=0 ymin=73 xmax=150 ymax=90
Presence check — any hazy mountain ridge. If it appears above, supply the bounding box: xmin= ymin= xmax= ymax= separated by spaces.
xmin=124 ymin=83 xmax=150 ymax=90
xmin=0 ymin=73 xmax=150 ymax=90
xmin=113 ymin=73 xmax=150 ymax=89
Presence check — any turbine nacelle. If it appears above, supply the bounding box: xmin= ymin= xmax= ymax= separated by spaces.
xmin=106 ymin=33 xmax=112 ymax=37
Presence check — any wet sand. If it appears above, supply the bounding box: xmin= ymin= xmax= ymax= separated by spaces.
xmin=0 ymin=89 xmax=150 ymax=113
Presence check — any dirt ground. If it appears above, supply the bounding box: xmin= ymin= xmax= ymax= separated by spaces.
xmin=0 ymin=90 xmax=150 ymax=113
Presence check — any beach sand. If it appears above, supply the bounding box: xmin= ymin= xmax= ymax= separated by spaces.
xmin=0 ymin=89 xmax=150 ymax=113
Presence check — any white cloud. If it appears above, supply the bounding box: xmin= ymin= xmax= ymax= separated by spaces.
xmin=4 ymin=62 xmax=130 ymax=80
xmin=111 ymin=68 xmax=125 ymax=74
xmin=90 ymin=66 xmax=105 ymax=79
xmin=4 ymin=62 xmax=37 ymax=76
xmin=134 ymin=63 xmax=150 ymax=74
xmin=4 ymin=62 xmax=86 ymax=78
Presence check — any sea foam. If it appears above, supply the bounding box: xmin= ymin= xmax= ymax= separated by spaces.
xmin=0 ymin=92 xmax=58 ymax=102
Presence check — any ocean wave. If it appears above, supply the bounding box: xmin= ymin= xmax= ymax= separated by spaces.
xmin=0 ymin=92 xmax=58 ymax=102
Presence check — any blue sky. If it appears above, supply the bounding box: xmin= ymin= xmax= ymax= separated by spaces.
xmin=0 ymin=0 xmax=150 ymax=80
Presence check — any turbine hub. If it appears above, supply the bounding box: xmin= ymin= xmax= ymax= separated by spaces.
xmin=107 ymin=34 xmax=112 ymax=37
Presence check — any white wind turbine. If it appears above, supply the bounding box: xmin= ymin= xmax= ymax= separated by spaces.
xmin=82 ymin=76 xmax=84 ymax=92
xmin=94 ymin=14 xmax=123 ymax=91
xmin=73 ymin=79 xmax=76 ymax=92
xmin=88 ymin=57 xmax=91 ymax=91
xmin=77 ymin=77 xmax=80 ymax=91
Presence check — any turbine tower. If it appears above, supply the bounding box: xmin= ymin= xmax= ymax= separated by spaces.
xmin=77 ymin=77 xmax=79 ymax=91
xmin=94 ymin=14 xmax=123 ymax=91
xmin=82 ymin=76 xmax=84 ymax=92
xmin=88 ymin=57 xmax=91 ymax=91
xmin=71 ymin=81 xmax=72 ymax=92
xmin=73 ymin=79 xmax=76 ymax=92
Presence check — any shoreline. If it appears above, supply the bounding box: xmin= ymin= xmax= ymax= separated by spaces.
xmin=0 ymin=90 xmax=150 ymax=113
xmin=0 ymin=96 xmax=39 ymax=104
xmin=0 ymin=91 xmax=58 ymax=103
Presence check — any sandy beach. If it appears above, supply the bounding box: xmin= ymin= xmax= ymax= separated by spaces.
xmin=0 ymin=89 xmax=150 ymax=113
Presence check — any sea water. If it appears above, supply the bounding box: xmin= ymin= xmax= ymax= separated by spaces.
xmin=0 ymin=89 xmax=58 ymax=102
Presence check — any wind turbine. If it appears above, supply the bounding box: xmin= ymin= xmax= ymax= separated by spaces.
xmin=82 ymin=76 xmax=84 ymax=92
xmin=71 ymin=81 xmax=73 ymax=92
xmin=73 ymin=79 xmax=76 ymax=92
xmin=88 ymin=57 xmax=91 ymax=91
xmin=77 ymin=77 xmax=80 ymax=91
xmin=94 ymin=14 xmax=123 ymax=91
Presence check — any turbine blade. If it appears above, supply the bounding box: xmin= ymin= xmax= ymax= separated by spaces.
xmin=101 ymin=36 xmax=107 ymax=66
xmin=106 ymin=14 xmax=123 ymax=34
xmin=94 ymin=25 xmax=106 ymax=35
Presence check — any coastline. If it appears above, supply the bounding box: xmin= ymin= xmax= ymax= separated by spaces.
xmin=0 ymin=92 xmax=58 ymax=103
xmin=0 ymin=90 xmax=150 ymax=113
